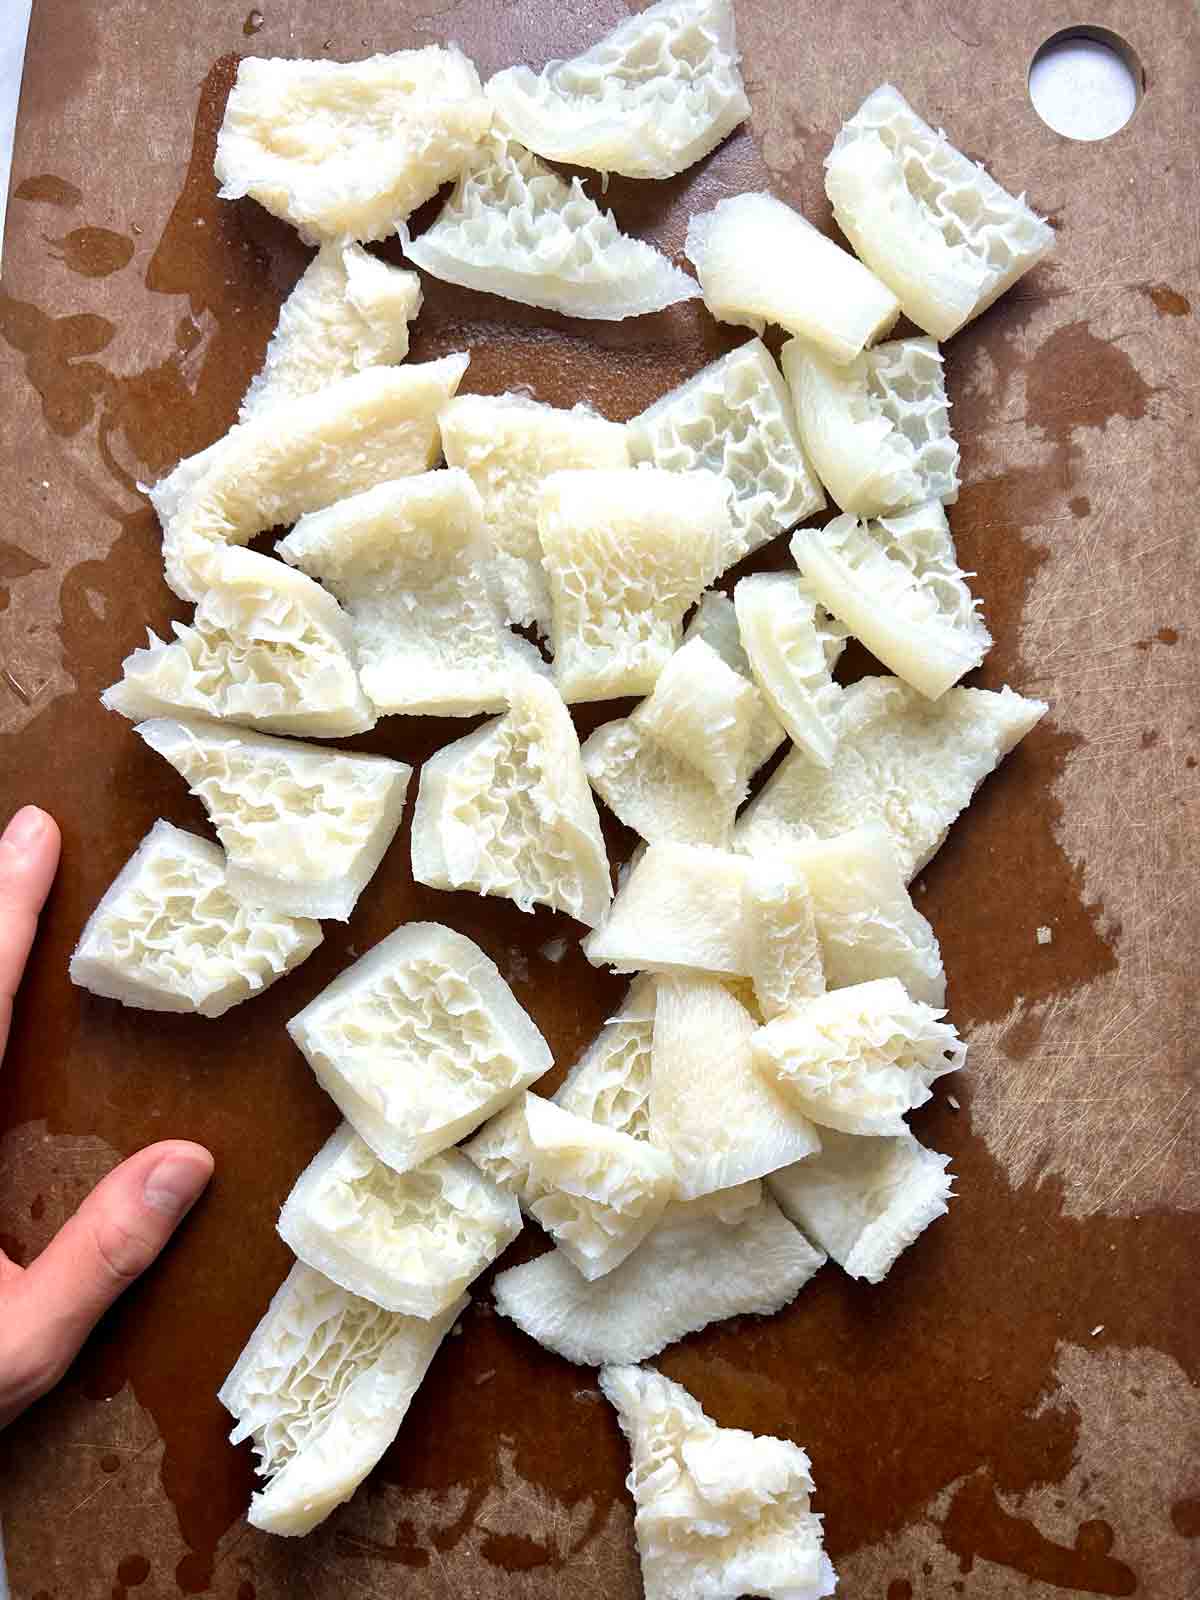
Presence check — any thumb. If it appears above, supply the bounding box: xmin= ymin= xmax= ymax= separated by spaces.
xmin=15 ymin=1141 xmax=213 ymax=1397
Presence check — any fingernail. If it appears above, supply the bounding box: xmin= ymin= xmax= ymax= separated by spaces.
xmin=3 ymin=806 xmax=47 ymax=854
xmin=143 ymin=1153 xmax=213 ymax=1219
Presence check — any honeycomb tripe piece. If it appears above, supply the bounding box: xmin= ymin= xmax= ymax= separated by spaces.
xmin=734 ymin=572 xmax=847 ymax=768
xmin=791 ymin=503 xmax=990 ymax=701
xmin=734 ymin=675 xmax=1048 ymax=880
xmin=277 ymin=469 xmax=545 ymax=718
xmin=439 ymin=392 xmax=629 ymax=632
xmin=277 ymin=1123 xmax=521 ymax=1317
xmin=134 ymin=716 xmax=411 ymax=921
xmin=771 ymin=825 xmax=945 ymax=1008
xmin=628 ymin=338 xmax=824 ymax=572
xmin=583 ymin=842 xmax=749 ymax=977
xmin=582 ymin=633 xmax=771 ymax=847
xmin=751 ymin=977 xmax=965 ymax=1136
xmin=287 ymin=921 xmax=552 ymax=1174
xmin=742 ymin=857 xmax=825 ymax=1019
xmin=101 ymin=547 xmax=375 ymax=739
xmin=69 ymin=819 xmax=321 ymax=1018
xmin=213 ymin=48 xmax=492 ymax=243
xmin=464 ymin=1093 xmax=675 ymax=1280
xmin=155 ymin=356 xmax=470 ymax=602
xmin=554 ymin=976 xmax=657 ymax=1139
xmin=824 ymin=82 xmax=1055 ymax=340
xmin=239 ymin=242 xmax=423 ymax=422
xmin=486 ymin=0 xmax=748 ymax=181
xmin=631 ymin=637 xmax=761 ymax=802
xmin=684 ymin=191 xmax=900 ymax=363
xmin=492 ymin=1181 xmax=824 ymax=1365
xmin=683 ymin=590 xmax=786 ymax=776
xmin=783 ymin=335 xmax=958 ymax=517
xmin=650 ymin=975 xmax=821 ymax=1198
xmin=411 ymin=673 xmax=612 ymax=926
xmin=600 ymin=1363 xmax=837 ymax=1600
xmin=218 ymin=1261 xmax=464 ymax=1537
xmin=539 ymin=467 xmax=726 ymax=701
xmin=769 ymin=1127 xmax=953 ymax=1284
xmin=582 ymin=716 xmax=736 ymax=849
xmin=401 ymin=132 xmax=699 ymax=319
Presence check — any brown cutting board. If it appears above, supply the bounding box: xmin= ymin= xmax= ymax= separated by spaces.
xmin=0 ymin=3 xmax=1196 ymax=1596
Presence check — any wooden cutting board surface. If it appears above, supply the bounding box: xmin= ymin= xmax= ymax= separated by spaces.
xmin=0 ymin=3 xmax=1196 ymax=1596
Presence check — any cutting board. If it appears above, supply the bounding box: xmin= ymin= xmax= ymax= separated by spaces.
xmin=0 ymin=3 xmax=1196 ymax=1597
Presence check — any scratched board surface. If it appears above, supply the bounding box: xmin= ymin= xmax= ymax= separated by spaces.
xmin=0 ymin=2 xmax=1197 ymax=1596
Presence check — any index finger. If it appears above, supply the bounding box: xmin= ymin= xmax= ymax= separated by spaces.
xmin=0 ymin=807 xmax=62 ymax=1059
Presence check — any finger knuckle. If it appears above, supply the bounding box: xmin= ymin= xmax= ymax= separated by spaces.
xmin=90 ymin=1212 xmax=153 ymax=1285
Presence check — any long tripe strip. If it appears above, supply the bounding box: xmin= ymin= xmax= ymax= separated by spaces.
xmin=492 ymin=1183 xmax=824 ymax=1365
xmin=685 ymin=191 xmax=899 ymax=363
xmin=154 ymin=356 xmax=469 ymax=601
xmin=824 ymin=82 xmax=1054 ymax=339
xmin=219 ymin=1262 xmax=465 ymax=1536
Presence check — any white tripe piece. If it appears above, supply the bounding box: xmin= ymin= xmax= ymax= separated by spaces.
xmin=69 ymin=819 xmax=320 ymax=1018
xmin=218 ymin=1261 xmax=464 ymax=1537
xmin=650 ymin=975 xmax=821 ymax=1198
xmin=134 ymin=717 xmax=410 ymax=921
xmin=539 ymin=467 xmax=726 ymax=702
xmin=734 ymin=675 xmax=1048 ymax=879
xmin=824 ymin=82 xmax=1055 ymax=340
xmin=768 ymin=1127 xmax=953 ymax=1284
xmin=791 ymin=503 xmax=990 ymax=700
xmin=684 ymin=191 xmax=900 ymax=363
xmin=632 ymin=637 xmax=759 ymax=801
xmin=583 ymin=842 xmax=749 ymax=977
xmin=102 ymin=548 xmax=375 ymax=738
xmin=742 ymin=857 xmax=825 ymax=1019
xmin=240 ymin=243 xmax=423 ymax=422
xmin=750 ymin=977 xmax=965 ymax=1135
xmin=628 ymin=337 xmax=825 ymax=572
xmin=154 ymin=357 xmax=469 ymax=601
xmin=492 ymin=1182 xmax=824 ymax=1365
xmin=287 ymin=922 xmax=552 ymax=1174
xmin=277 ymin=469 xmax=545 ymax=717
xmin=588 ymin=830 xmax=943 ymax=1005
xmin=684 ymin=591 xmax=787 ymax=774
xmin=411 ymin=673 xmax=612 ymax=926
xmin=401 ymin=132 xmax=699 ymax=319
xmin=582 ymin=632 xmax=778 ymax=848
xmin=277 ymin=1123 xmax=521 ymax=1317
xmin=734 ymin=572 xmax=847 ymax=768
xmin=783 ymin=335 xmax=958 ymax=516
xmin=769 ymin=825 xmax=945 ymax=1008
xmin=213 ymin=48 xmax=492 ymax=242
xmin=554 ymin=976 xmax=657 ymax=1139
xmin=600 ymin=1363 xmax=837 ymax=1600
xmin=440 ymin=392 xmax=629 ymax=631
xmin=463 ymin=1093 xmax=675 ymax=1280
xmin=486 ymin=0 xmax=749 ymax=180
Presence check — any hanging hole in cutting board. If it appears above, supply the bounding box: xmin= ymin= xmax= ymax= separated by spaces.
xmin=1028 ymin=27 xmax=1142 ymax=141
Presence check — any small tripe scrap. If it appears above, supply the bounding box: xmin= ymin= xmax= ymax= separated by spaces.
xmin=79 ymin=0 xmax=1062 ymax=1574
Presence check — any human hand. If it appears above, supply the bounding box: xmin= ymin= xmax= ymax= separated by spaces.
xmin=0 ymin=807 xmax=214 ymax=1429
